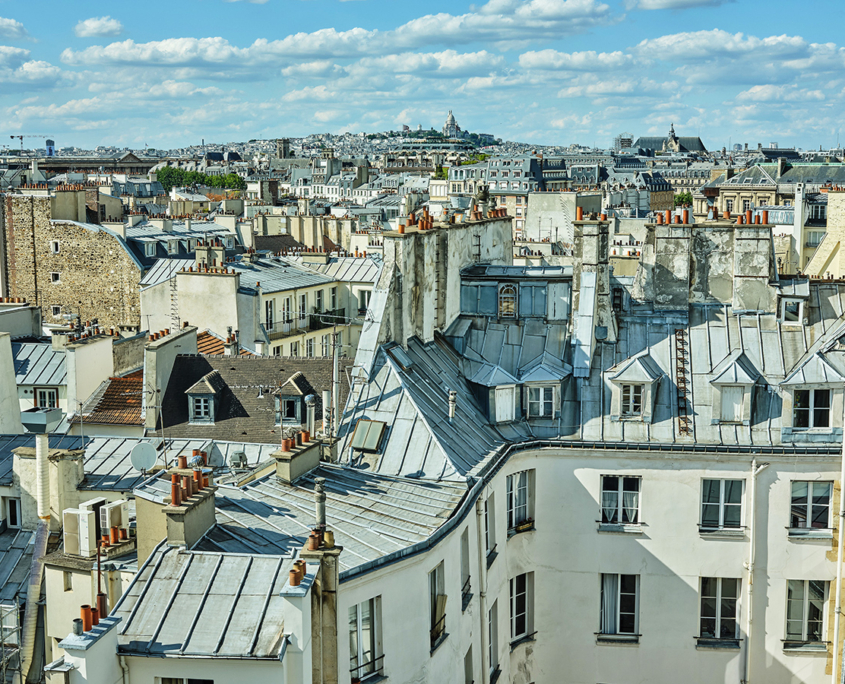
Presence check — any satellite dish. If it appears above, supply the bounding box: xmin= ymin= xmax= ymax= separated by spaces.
xmin=130 ymin=443 xmax=157 ymax=473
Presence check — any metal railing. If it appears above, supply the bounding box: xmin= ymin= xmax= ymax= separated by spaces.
xmin=350 ymin=653 xmax=385 ymax=680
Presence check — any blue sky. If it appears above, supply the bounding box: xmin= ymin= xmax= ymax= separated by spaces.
xmin=0 ymin=0 xmax=842 ymax=150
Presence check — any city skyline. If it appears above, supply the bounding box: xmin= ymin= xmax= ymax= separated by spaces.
xmin=0 ymin=0 xmax=843 ymax=149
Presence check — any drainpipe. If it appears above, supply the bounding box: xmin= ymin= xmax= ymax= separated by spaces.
xmin=119 ymin=654 xmax=130 ymax=684
xmin=743 ymin=458 xmax=769 ymax=684
xmin=832 ymin=409 xmax=845 ymax=684
xmin=36 ymin=432 xmax=50 ymax=522
xmin=475 ymin=496 xmax=488 ymax=682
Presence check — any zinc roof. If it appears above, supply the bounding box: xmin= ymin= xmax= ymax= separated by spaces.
xmin=12 ymin=342 xmax=66 ymax=386
xmin=286 ymin=256 xmax=381 ymax=283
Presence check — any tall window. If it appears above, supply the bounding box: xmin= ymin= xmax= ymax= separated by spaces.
xmin=742 ymin=199 xmax=751 ymax=212
xmin=700 ymin=577 xmax=739 ymax=639
xmin=460 ymin=529 xmax=471 ymax=609
xmin=322 ymin=334 xmax=331 ymax=357
xmin=701 ymin=479 xmax=743 ymax=529
xmin=601 ymin=476 xmax=640 ymax=524
xmin=306 ymin=338 xmax=315 ymax=357
xmin=527 ymin=387 xmax=554 ymax=418
xmin=316 ymin=289 xmax=324 ymax=312
xmin=282 ymin=297 xmax=291 ymax=323
xmin=509 ymin=573 xmax=533 ymax=642
xmin=429 ymin=562 xmax=447 ymax=649
xmin=506 ymin=470 xmax=533 ymax=531
xmin=6 ymin=499 xmax=20 ymax=529
xmin=290 ymin=341 xmax=299 ymax=357
xmin=600 ymin=574 xmax=639 ymax=636
xmin=299 ymin=293 xmax=307 ymax=320
xmin=720 ymin=386 xmax=744 ymax=422
xmin=495 ymin=386 xmax=515 ymax=423
xmin=331 ymin=286 xmax=337 ymax=310
xmin=488 ymin=601 xmax=499 ymax=676
xmin=349 ymin=597 xmax=382 ymax=680
xmin=786 ymin=580 xmax=826 ymax=642
xmin=484 ymin=492 xmax=496 ymax=557
xmin=264 ymin=300 xmax=274 ymax=329
xmin=726 ymin=199 xmax=734 ymax=212
xmin=498 ymin=285 xmax=517 ymax=318
xmin=793 ymin=389 xmax=830 ymax=428
xmin=791 ymin=482 xmax=832 ymax=529
xmin=463 ymin=647 xmax=473 ymax=684
xmin=621 ymin=384 xmax=643 ymax=417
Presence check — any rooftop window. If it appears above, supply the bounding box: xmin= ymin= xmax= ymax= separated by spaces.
xmin=350 ymin=419 xmax=387 ymax=452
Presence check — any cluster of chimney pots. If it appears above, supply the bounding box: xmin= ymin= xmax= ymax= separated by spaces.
xmin=169 ymin=450 xmax=210 ymax=507
xmin=279 ymin=429 xmax=311 ymax=452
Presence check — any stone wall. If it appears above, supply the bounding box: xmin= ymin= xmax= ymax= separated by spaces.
xmin=4 ymin=194 xmax=142 ymax=329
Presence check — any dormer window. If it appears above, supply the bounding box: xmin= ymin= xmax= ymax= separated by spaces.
xmin=781 ymin=298 xmax=804 ymax=326
xmin=275 ymin=395 xmax=300 ymax=425
xmin=794 ymin=390 xmax=830 ymax=429
xmin=621 ymin=385 xmax=643 ymax=417
xmin=527 ymin=386 xmax=555 ymax=418
xmin=498 ymin=285 xmax=517 ymax=318
xmin=719 ymin=386 xmax=744 ymax=423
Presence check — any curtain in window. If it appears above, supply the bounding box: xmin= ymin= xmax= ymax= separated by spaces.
xmin=600 ymin=574 xmax=618 ymax=634
xmin=515 ymin=471 xmax=528 ymax=523
xmin=602 ymin=490 xmax=618 ymax=523
xmin=623 ymin=491 xmax=639 ymax=523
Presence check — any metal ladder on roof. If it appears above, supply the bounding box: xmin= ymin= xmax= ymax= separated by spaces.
xmin=169 ymin=261 xmax=180 ymax=330
xmin=674 ymin=328 xmax=692 ymax=436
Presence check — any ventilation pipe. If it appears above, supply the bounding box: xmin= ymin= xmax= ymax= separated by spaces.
xmin=448 ymin=390 xmax=457 ymax=422
xmin=315 ymin=477 xmax=326 ymax=532
xmin=305 ymin=395 xmax=316 ymax=436
xmin=322 ymin=390 xmax=331 ymax=433
xmin=36 ymin=433 xmax=50 ymax=521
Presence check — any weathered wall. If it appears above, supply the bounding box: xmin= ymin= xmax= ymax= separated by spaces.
xmin=112 ymin=332 xmax=146 ymax=375
xmin=0 ymin=333 xmax=23 ymax=433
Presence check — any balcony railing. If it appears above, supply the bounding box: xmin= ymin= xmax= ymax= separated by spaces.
xmin=265 ymin=309 xmax=347 ymax=340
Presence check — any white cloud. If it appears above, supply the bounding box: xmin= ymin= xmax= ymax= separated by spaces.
xmin=0 ymin=46 xmax=30 ymax=68
xmin=518 ymin=49 xmax=632 ymax=70
xmin=0 ymin=17 xmax=28 ymax=40
xmin=633 ymin=30 xmax=807 ymax=61
xmin=74 ymin=17 xmax=124 ymax=38
xmin=736 ymin=84 xmax=825 ymax=103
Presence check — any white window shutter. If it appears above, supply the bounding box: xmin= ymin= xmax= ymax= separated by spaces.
xmin=720 ymin=386 xmax=743 ymax=422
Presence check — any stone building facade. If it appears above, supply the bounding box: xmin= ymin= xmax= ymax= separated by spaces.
xmin=3 ymin=192 xmax=143 ymax=330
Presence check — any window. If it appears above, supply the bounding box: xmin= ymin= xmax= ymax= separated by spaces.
xmin=791 ymin=481 xmax=832 ymax=529
xmin=701 ymin=479 xmax=743 ymax=529
xmin=509 ymin=573 xmax=533 ymax=642
xmin=321 ymin=334 xmax=331 ymax=357
xmin=50 ymin=272 xmax=60 ymax=284
xmin=144 ymin=242 xmax=156 ymax=257
xmin=51 ymin=306 xmax=62 ymax=318
xmin=299 ymin=294 xmax=307 ymax=320
xmin=600 ymin=574 xmax=639 ymax=637
xmin=290 ymin=341 xmax=299 ymax=357
xmin=498 ymin=285 xmax=516 ymax=318
xmin=726 ymin=199 xmax=734 ymax=212
xmin=167 ymin=240 xmax=178 ymax=255
xmin=350 ymin=420 xmax=386 ymax=453
xmin=359 ymin=289 xmax=372 ymax=313
xmin=700 ymin=577 xmax=739 ymax=639
xmin=793 ymin=389 xmax=830 ymax=428
xmin=488 ymin=602 xmax=499 ymax=676
xmin=742 ymin=199 xmax=752 ymax=212
xmin=621 ymin=384 xmax=643 ymax=417
xmin=349 ymin=597 xmax=382 ymax=680
xmin=601 ymin=476 xmax=640 ymax=524
xmin=720 ymin=386 xmax=744 ymax=422
xmin=50 ymin=241 xmax=60 ymax=254
xmin=463 ymin=646 xmax=473 ymax=684
xmin=265 ymin=300 xmax=275 ymax=329
xmin=781 ymin=299 xmax=803 ymax=324
xmin=306 ymin=338 xmax=315 ymax=357
xmin=460 ymin=529 xmax=471 ymax=610
xmin=786 ymin=580 xmax=826 ymax=643
xmin=63 ymin=571 xmax=73 ymax=592
xmin=484 ymin=492 xmax=496 ymax=558
xmin=807 ymin=231 xmax=824 ymax=247
xmin=331 ymin=286 xmax=337 ymax=310
xmin=429 ymin=562 xmax=447 ymax=649
xmin=495 ymin=386 xmax=515 ymax=423
xmin=281 ymin=297 xmax=291 ymax=323
xmin=316 ymin=289 xmax=324 ymax=312
xmin=35 ymin=388 xmax=58 ymax=408
xmin=527 ymin=386 xmax=554 ymax=418
xmin=191 ymin=396 xmax=211 ymax=423
xmin=506 ymin=470 xmax=534 ymax=531
xmin=6 ymin=499 xmax=20 ymax=529
xmin=275 ymin=396 xmax=298 ymax=424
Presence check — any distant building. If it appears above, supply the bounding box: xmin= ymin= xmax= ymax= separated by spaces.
xmin=442 ymin=110 xmax=462 ymax=138
xmin=634 ymin=123 xmax=707 ymax=155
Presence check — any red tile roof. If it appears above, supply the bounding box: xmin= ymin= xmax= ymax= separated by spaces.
xmin=79 ymin=371 xmax=144 ymax=425
xmin=197 ymin=331 xmax=253 ymax=356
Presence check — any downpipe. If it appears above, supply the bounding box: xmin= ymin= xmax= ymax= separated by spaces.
xmin=742 ymin=458 xmax=768 ymax=684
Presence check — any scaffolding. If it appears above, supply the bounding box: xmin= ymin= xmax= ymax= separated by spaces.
xmin=0 ymin=600 xmax=21 ymax=684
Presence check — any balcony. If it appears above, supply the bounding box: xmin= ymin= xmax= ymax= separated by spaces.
xmin=265 ymin=309 xmax=347 ymax=341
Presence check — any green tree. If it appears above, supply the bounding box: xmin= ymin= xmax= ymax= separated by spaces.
xmin=674 ymin=191 xmax=693 ymax=207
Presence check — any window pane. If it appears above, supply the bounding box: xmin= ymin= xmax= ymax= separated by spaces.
xmin=791 ymin=482 xmax=809 ymax=527
xmin=793 ymin=390 xmax=810 ymax=409
xmin=700 ymin=617 xmax=717 ymax=638
xmin=794 ymin=408 xmax=810 ymax=428
xmin=701 ymin=577 xmax=717 ymax=598
xmin=721 ymin=578 xmax=739 ymax=599
xmin=619 ymin=614 xmax=636 ymax=634
xmin=814 ymin=390 xmax=831 ymax=408
xmin=702 ymin=480 xmax=721 ymax=504
xmin=623 ymin=477 xmax=640 ymax=493
xmin=701 ymin=503 xmax=720 ymax=528
xmin=700 ymin=596 xmax=716 ymax=619
xmin=814 ymin=408 xmax=830 ymax=428
xmin=620 ymin=574 xmax=637 ymax=594
xmin=619 ymin=594 xmax=636 ymax=614
xmin=723 ymin=503 xmax=742 ymax=528
xmin=724 ymin=480 xmax=742 ymax=504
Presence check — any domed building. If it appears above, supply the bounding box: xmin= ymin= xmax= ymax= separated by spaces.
xmin=442 ymin=110 xmax=462 ymax=138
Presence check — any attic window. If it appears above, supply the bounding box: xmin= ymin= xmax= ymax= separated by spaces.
xmin=498 ymin=285 xmax=517 ymax=318
xmin=350 ymin=419 xmax=386 ymax=453
xmin=387 ymin=345 xmax=413 ymax=370
xmin=781 ymin=299 xmax=804 ymax=326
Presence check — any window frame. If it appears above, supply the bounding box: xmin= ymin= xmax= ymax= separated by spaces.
xmin=790 ymin=481 xmax=832 ymax=530
xmin=498 ymin=284 xmax=517 ymax=319
xmin=599 ymin=573 xmax=639 ymax=638
xmin=509 ymin=572 xmax=533 ymax=643
xmin=429 ymin=562 xmax=447 ymax=650
xmin=526 ymin=386 xmax=555 ymax=418
xmin=488 ymin=601 xmax=499 ymax=676
xmin=506 ymin=469 xmax=534 ymax=532
xmin=600 ymin=475 xmax=641 ymax=525
xmin=719 ymin=385 xmax=745 ymax=423
xmin=785 ymin=579 xmax=827 ymax=644
xmin=348 ymin=596 xmax=383 ymax=681
xmin=792 ymin=389 xmax=831 ymax=430
xmin=34 ymin=387 xmax=58 ymax=409
xmin=700 ymin=478 xmax=744 ymax=531
xmin=189 ymin=395 xmax=213 ymax=424
xmin=620 ymin=383 xmax=643 ymax=418
xmin=144 ymin=242 xmax=157 ymax=257
xmin=50 ymin=272 xmax=60 ymax=284
xmin=780 ymin=298 xmax=804 ymax=326
xmin=50 ymin=240 xmax=60 ymax=254
xmin=699 ymin=577 xmax=740 ymax=641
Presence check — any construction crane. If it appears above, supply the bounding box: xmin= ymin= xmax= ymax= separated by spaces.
xmin=9 ymin=134 xmax=51 ymax=154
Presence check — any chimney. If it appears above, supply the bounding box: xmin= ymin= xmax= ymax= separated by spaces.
xmin=162 ymin=466 xmax=216 ymax=549
xmin=274 ymin=433 xmax=320 ymax=483
xmin=224 ymin=334 xmax=238 ymax=356
xmin=305 ymin=394 xmax=316 ymax=436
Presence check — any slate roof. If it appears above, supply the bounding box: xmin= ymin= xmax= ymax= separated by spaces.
xmin=634 ymin=136 xmax=707 ymax=153
xmin=158 ymin=355 xmax=353 ymax=443
xmin=253 ymin=234 xmax=304 ymax=253
xmin=12 ymin=343 xmax=66 ymax=386
xmin=0 ymin=435 xmax=85 ymax=486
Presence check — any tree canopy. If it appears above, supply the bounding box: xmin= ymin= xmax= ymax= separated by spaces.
xmin=157 ymin=166 xmax=246 ymax=192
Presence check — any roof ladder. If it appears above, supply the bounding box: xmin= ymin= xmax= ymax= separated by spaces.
xmin=472 ymin=234 xmax=481 ymax=262
xmin=674 ymin=327 xmax=692 ymax=436
xmin=169 ymin=262 xmax=180 ymax=330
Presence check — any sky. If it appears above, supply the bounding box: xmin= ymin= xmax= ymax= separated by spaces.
xmin=0 ymin=0 xmax=842 ymax=151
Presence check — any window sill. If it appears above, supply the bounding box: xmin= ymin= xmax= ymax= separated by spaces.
xmin=597 ymin=522 xmax=644 ymax=535
xmin=787 ymin=527 xmax=833 ymax=540
xmin=429 ymin=632 xmax=448 ymax=655
xmin=595 ymin=633 xmax=640 ymax=645
xmin=507 ymin=523 xmax=535 ymax=538
xmin=486 ymin=548 xmax=498 ymax=570
xmin=509 ymin=632 xmax=537 ymax=652
xmin=489 ymin=667 xmax=501 ymax=684
xmin=356 ymin=674 xmax=387 ymax=684
xmin=698 ymin=527 xmax=745 ymax=539
xmin=461 ymin=592 xmax=473 ymax=612
xmin=782 ymin=640 xmax=828 ymax=654
xmin=696 ymin=637 xmax=741 ymax=650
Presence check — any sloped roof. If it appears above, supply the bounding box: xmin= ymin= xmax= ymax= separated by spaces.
xmin=710 ymin=351 xmax=761 ymax=385
xmin=782 ymin=353 xmax=845 ymax=386
xmin=12 ymin=342 xmax=66 ymax=386
xmin=196 ymin=330 xmax=253 ymax=356
xmin=76 ymin=371 xmax=144 ymax=426
xmin=608 ymin=351 xmax=664 ymax=384
xmin=185 ymin=370 xmax=227 ymax=395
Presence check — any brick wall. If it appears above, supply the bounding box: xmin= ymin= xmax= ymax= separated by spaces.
xmin=3 ymin=194 xmax=142 ymax=329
